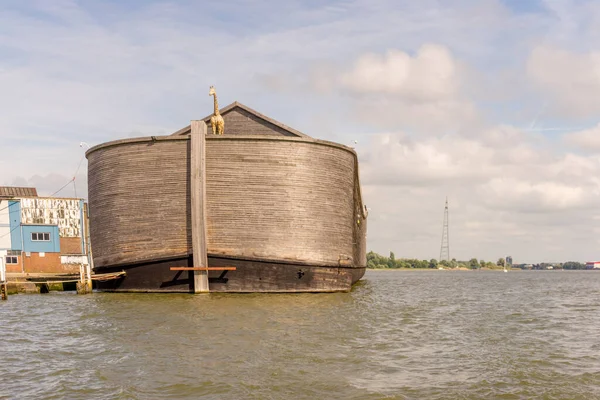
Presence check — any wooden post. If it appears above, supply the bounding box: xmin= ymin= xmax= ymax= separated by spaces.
xmin=83 ymin=203 xmax=93 ymax=292
xmin=76 ymin=263 xmax=90 ymax=294
xmin=191 ymin=120 xmax=209 ymax=293
xmin=77 ymin=205 xmax=93 ymax=295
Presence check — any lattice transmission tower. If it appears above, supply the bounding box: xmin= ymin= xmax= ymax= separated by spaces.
xmin=439 ymin=197 xmax=450 ymax=262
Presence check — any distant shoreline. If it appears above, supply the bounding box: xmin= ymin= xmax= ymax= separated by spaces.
xmin=367 ymin=268 xmax=468 ymax=271
xmin=367 ymin=268 xmax=518 ymax=271
xmin=366 ymin=268 xmax=589 ymax=271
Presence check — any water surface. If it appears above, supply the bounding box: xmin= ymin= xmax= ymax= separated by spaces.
xmin=2 ymin=270 xmax=600 ymax=399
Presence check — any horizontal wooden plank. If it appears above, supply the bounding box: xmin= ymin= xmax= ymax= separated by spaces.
xmin=170 ymin=267 xmax=237 ymax=271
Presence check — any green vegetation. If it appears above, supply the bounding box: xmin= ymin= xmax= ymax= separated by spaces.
xmin=562 ymin=261 xmax=585 ymax=270
xmin=367 ymin=251 xmax=500 ymax=270
xmin=367 ymin=252 xmax=589 ymax=270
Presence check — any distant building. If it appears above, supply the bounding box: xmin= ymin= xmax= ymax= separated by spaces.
xmin=585 ymin=261 xmax=600 ymax=270
xmin=0 ymin=187 xmax=89 ymax=274
xmin=506 ymin=256 xmax=513 ymax=266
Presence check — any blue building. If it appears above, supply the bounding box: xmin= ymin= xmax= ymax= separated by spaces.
xmin=0 ymin=187 xmax=89 ymax=274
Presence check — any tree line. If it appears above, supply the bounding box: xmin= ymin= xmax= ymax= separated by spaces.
xmin=366 ymin=251 xmax=494 ymax=269
xmin=367 ymin=251 xmax=587 ymax=270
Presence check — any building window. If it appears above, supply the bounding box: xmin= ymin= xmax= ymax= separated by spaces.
xmin=31 ymin=232 xmax=50 ymax=241
xmin=5 ymin=256 xmax=18 ymax=264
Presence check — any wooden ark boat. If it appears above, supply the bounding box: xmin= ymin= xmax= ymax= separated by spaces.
xmin=86 ymin=99 xmax=367 ymax=293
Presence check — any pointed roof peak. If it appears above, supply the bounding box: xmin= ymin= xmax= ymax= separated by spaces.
xmin=170 ymin=101 xmax=310 ymax=138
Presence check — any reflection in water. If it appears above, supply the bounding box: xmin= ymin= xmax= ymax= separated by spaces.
xmin=2 ymin=271 xmax=600 ymax=399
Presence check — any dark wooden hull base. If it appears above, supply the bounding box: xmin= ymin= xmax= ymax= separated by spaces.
xmin=94 ymin=256 xmax=366 ymax=293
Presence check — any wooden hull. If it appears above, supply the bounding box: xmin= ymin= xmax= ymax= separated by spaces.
xmin=86 ymin=133 xmax=368 ymax=293
xmin=93 ymin=255 xmax=366 ymax=293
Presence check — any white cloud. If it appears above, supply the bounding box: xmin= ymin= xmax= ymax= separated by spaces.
xmin=361 ymin=134 xmax=497 ymax=186
xmin=527 ymin=45 xmax=600 ymax=117
xmin=564 ymin=123 xmax=600 ymax=152
xmin=332 ymin=45 xmax=480 ymax=134
xmin=360 ymin=128 xmax=600 ymax=262
xmin=479 ymin=178 xmax=590 ymax=212
xmin=340 ymin=44 xmax=459 ymax=100
xmin=350 ymin=96 xmax=480 ymax=135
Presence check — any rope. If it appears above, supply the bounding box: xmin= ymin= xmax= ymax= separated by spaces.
xmin=49 ymin=178 xmax=75 ymax=197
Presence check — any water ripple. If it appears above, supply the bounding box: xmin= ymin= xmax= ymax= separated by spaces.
xmin=1 ymin=271 xmax=600 ymax=399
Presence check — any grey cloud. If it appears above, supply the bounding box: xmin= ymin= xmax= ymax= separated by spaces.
xmin=7 ymin=172 xmax=88 ymax=199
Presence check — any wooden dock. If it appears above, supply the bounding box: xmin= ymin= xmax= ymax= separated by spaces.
xmin=3 ymin=271 xmax=125 ymax=295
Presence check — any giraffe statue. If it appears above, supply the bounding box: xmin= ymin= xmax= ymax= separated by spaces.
xmin=208 ymin=86 xmax=225 ymax=135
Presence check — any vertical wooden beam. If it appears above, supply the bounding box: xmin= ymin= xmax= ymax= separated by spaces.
xmin=76 ymin=263 xmax=89 ymax=294
xmin=83 ymin=202 xmax=93 ymax=292
xmin=191 ymin=120 xmax=209 ymax=293
xmin=77 ymin=203 xmax=93 ymax=294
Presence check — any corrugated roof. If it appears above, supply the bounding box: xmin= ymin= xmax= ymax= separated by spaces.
xmin=0 ymin=186 xmax=38 ymax=198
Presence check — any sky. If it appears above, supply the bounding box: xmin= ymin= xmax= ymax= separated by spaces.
xmin=1 ymin=0 xmax=600 ymax=263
